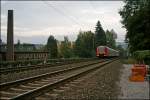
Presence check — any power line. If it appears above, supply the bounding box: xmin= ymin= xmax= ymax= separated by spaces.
xmin=52 ymin=2 xmax=86 ymax=27
xmin=42 ymin=1 xmax=85 ymax=29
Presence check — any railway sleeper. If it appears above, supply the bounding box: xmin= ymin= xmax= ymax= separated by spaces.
xmin=19 ymin=85 xmax=36 ymax=89
xmin=0 ymin=91 xmax=19 ymax=97
xmin=10 ymin=88 xmax=29 ymax=92
xmin=0 ymin=59 xmax=117 ymax=99
xmin=53 ymin=89 xmax=65 ymax=93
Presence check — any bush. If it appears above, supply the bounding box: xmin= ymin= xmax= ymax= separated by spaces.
xmin=133 ymin=50 xmax=150 ymax=64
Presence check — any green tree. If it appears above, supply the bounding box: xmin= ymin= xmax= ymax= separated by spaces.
xmin=119 ymin=0 xmax=150 ymax=53
xmin=105 ymin=30 xmax=116 ymax=49
xmin=95 ymin=21 xmax=106 ymax=48
xmin=16 ymin=39 xmax=21 ymax=51
xmin=74 ymin=31 xmax=95 ymax=57
xmin=60 ymin=36 xmax=73 ymax=58
xmin=116 ymin=45 xmax=127 ymax=57
xmin=46 ymin=35 xmax=58 ymax=58
xmin=110 ymin=29 xmax=117 ymax=39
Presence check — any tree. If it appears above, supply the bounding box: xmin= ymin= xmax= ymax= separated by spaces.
xmin=119 ymin=0 xmax=150 ymax=53
xmin=74 ymin=31 xmax=95 ymax=57
xmin=95 ymin=21 xmax=106 ymax=48
xmin=60 ymin=36 xmax=73 ymax=58
xmin=116 ymin=45 xmax=127 ymax=57
xmin=17 ymin=40 xmax=21 ymax=45
xmin=16 ymin=39 xmax=21 ymax=51
xmin=133 ymin=50 xmax=150 ymax=64
xmin=110 ymin=29 xmax=117 ymax=39
xmin=105 ymin=30 xmax=116 ymax=49
xmin=46 ymin=35 xmax=58 ymax=58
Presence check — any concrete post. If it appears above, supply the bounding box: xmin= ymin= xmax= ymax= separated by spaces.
xmin=7 ymin=10 xmax=14 ymax=61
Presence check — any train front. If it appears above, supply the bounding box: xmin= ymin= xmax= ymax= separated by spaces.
xmin=96 ymin=46 xmax=108 ymax=58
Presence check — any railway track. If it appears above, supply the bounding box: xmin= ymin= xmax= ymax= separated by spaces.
xmin=0 ymin=58 xmax=117 ymax=100
xmin=0 ymin=58 xmax=96 ymax=75
xmin=0 ymin=59 xmax=101 ymax=84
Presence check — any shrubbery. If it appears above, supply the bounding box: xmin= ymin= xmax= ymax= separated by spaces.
xmin=133 ymin=50 xmax=150 ymax=65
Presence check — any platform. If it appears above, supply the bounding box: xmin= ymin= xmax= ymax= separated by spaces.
xmin=118 ymin=64 xmax=149 ymax=99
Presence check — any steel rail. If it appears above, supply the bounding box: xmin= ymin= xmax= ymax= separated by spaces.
xmin=0 ymin=58 xmax=97 ymax=74
xmin=0 ymin=58 xmax=118 ymax=99
xmin=12 ymin=58 xmax=118 ymax=100
xmin=0 ymin=59 xmax=104 ymax=90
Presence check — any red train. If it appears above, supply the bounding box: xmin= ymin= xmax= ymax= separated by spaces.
xmin=96 ymin=46 xmax=119 ymax=57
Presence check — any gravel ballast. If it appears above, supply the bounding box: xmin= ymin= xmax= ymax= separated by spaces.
xmin=45 ymin=60 xmax=123 ymax=99
xmin=0 ymin=60 xmax=99 ymax=83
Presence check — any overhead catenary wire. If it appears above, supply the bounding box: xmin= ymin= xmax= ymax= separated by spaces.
xmin=42 ymin=0 xmax=85 ymax=29
xmin=52 ymin=2 xmax=87 ymax=28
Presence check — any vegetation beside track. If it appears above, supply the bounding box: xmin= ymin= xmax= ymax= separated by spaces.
xmin=121 ymin=50 xmax=150 ymax=65
xmin=119 ymin=0 xmax=150 ymax=53
xmin=133 ymin=50 xmax=150 ymax=65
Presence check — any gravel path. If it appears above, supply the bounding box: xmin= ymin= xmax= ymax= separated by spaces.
xmin=118 ymin=64 xmax=149 ymax=99
xmin=44 ymin=60 xmax=123 ymax=99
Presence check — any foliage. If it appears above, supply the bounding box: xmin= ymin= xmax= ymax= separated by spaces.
xmin=116 ymin=45 xmax=127 ymax=57
xmin=105 ymin=30 xmax=116 ymax=49
xmin=16 ymin=40 xmax=21 ymax=51
xmin=133 ymin=50 xmax=150 ymax=64
xmin=46 ymin=35 xmax=58 ymax=58
xmin=119 ymin=0 xmax=150 ymax=53
xmin=110 ymin=29 xmax=117 ymax=39
xmin=59 ymin=36 xmax=74 ymax=58
xmin=95 ymin=21 xmax=106 ymax=48
xmin=15 ymin=41 xmax=37 ymax=52
xmin=74 ymin=31 xmax=95 ymax=58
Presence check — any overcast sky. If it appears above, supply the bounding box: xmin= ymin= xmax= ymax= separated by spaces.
xmin=1 ymin=1 xmax=126 ymax=44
